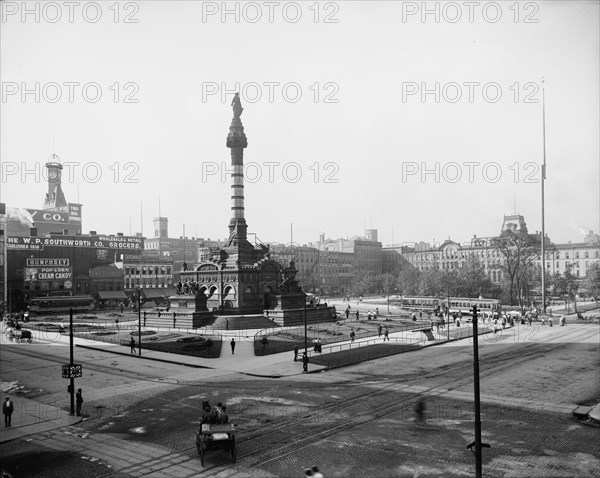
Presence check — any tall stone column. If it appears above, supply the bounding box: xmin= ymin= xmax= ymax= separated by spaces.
xmin=226 ymin=94 xmax=248 ymax=245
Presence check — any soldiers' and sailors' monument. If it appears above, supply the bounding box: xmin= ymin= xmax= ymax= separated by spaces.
xmin=170 ymin=96 xmax=336 ymax=327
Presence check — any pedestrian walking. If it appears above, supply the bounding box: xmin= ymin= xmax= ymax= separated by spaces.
xmin=302 ymin=352 xmax=309 ymax=372
xmin=367 ymin=311 xmax=372 ymax=320
xmin=76 ymin=389 xmax=83 ymax=416
xmin=355 ymin=310 xmax=359 ymax=321
xmin=378 ymin=325 xmax=382 ymax=337
xmin=345 ymin=308 xmax=350 ymax=320
xmin=414 ymin=399 xmax=426 ymax=423
xmin=225 ymin=318 xmax=229 ymax=330
xmin=3 ymin=397 xmax=14 ymax=427
xmin=541 ymin=316 xmax=546 ymax=326
xmin=130 ymin=337 xmax=136 ymax=354
xmin=294 ymin=345 xmax=299 ymax=362
xmin=119 ymin=302 xmax=124 ymax=313
xmin=384 ymin=326 xmax=389 ymax=341
xmin=549 ymin=317 xmax=553 ymax=327
xmin=350 ymin=329 xmax=355 ymax=342
xmin=230 ymin=338 xmax=236 ymax=354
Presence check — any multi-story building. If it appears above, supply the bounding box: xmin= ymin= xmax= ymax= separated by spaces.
xmin=1 ymin=203 xmax=6 ymax=314
xmin=317 ymin=250 xmax=354 ymax=295
xmin=120 ymin=252 xmax=174 ymax=303
xmin=306 ymin=230 xmax=383 ymax=294
xmin=386 ymin=215 xmax=600 ymax=285
xmin=143 ymin=217 xmax=199 ymax=273
xmin=542 ymin=231 xmax=600 ymax=278
xmin=269 ymin=243 xmax=320 ymax=293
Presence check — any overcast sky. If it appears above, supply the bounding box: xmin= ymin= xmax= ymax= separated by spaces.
xmin=1 ymin=0 xmax=598 ymax=249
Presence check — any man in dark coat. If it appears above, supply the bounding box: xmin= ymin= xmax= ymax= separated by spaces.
xmin=76 ymin=389 xmax=83 ymax=416
xmin=3 ymin=397 xmax=14 ymax=427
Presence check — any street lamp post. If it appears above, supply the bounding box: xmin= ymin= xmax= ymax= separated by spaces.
xmin=447 ymin=291 xmax=451 ymax=341
xmin=304 ymin=300 xmax=308 ymax=372
xmin=137 ymin=287 xmax=142 ymax=356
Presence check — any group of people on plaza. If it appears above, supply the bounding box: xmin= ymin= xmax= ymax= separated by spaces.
xmin=343 ymin=305 xmax=381 ymax=321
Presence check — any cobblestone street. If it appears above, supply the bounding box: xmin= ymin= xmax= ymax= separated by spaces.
xmin=2 ymin=324 xmax=599 ymax=477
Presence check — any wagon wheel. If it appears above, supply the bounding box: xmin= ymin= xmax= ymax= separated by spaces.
xmin=231 ymin=436 xmax=236 ymax=462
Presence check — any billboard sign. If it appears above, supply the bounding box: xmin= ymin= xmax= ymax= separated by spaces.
xmin=68 ymin=203 xmax=82 ymax=222
xmin=7 ymin=234 xmax=143 ymax=250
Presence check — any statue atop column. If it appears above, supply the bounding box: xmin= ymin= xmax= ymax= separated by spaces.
xmin=231 ymin=92 xmax=243 ymax=118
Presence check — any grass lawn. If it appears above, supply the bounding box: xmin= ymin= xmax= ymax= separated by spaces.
xmin=254 ymin=318 xmax=430 ymax=356
xmin=66 ymin=327 xmax=223 ymax=359
xmin=308 ymin=343 xmax=419 ymax=368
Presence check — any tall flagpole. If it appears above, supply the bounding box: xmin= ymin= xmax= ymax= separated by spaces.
xmin=541 ymin=78 xmax=547 ymax=314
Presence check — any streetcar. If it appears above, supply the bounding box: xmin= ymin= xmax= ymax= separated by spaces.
xmin=393 ymin=296 xmax=440 ymax=311
xmin=394 ymin=296 xmax=500 ymax=315
xmin=28 ymin=294 xmax=94 ymax=315
xmin=447 ymin=297 xmax=500 ymax=315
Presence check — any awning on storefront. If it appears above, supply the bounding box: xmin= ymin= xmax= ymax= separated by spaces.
xmin=142 ymin=288 xmax=174 ymax=299
xmin=97 ymin=291 xmax=128 ymax=300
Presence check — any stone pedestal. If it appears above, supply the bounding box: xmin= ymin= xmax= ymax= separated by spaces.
xmin=266 ymin=292 xmax=337 ymax=326
xmin=166 ymin=294 xmax=215 ymax=328
xmin=269 ymin=292 xmax=307 ymax=310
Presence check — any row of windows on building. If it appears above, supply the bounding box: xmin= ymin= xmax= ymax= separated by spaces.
xmin=548 ymin=251 xmax=599 ymax=259
xmin=415 ymin=249 xmax=600 ymax=262
xmin=414 ymin=250 xmax=503 ymax=261
xmin=124 ymin=277 xmax=174 ymax=289
xmin=124 ymin=265 xmax=172 ymax=275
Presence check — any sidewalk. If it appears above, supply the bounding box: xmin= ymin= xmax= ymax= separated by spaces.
xmin=0 ymin=396 xmax=82 ymax=443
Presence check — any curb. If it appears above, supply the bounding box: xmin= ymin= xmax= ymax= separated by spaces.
xmin=75 ymin=344 xmax=290 ymax=379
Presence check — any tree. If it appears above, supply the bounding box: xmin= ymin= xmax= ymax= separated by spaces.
xmin=490 ymin=231 xmax=541 ymax=309
xmin=347 ymin=273 xmax=376 ymax=300
xmin=418 ymin=267 xmax=445 ymax=297
xmin=563 ymin=264 xmax=580 ymax=312
xmin=397 ymin=268 xmax=421 ymax=296
xmin=584 ymin=262 xmax=600 ymax=303
xmin=456 ymin=257 xmax=493 ymax=297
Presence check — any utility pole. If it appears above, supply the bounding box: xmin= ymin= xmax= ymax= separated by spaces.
xmin=69 ymin=308 xmax=75 ymax=415
xmin=468 ymin=305 xmax=489 ymax=476
xmin=540 ymin=77 xmax=547 ymax=314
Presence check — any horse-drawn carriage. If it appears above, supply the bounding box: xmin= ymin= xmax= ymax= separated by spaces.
xmin=196 ymin=423 xmax=236 ymax=466
xmin=7 ymin=329 xmax=33 ymax=343
xmin=196 ymin=401 xmax=236 ymax=466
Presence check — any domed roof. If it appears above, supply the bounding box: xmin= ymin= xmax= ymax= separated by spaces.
xmin=47 ymin=153 xmax=61 ymax=163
